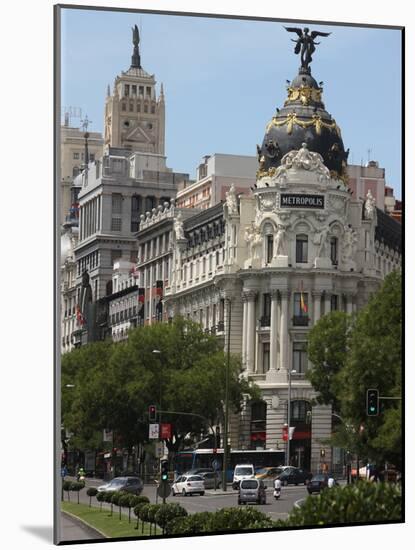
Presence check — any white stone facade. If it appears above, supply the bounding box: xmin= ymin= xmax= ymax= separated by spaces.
xmin=163 ymin=144 xmax=401 ymax=473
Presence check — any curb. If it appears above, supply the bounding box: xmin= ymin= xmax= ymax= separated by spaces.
xmin=61 ymin=509 xmax=107 ymax=539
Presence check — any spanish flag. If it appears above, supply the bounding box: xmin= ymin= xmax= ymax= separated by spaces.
xmin=300 ymin=292 xmax=308 ymax=314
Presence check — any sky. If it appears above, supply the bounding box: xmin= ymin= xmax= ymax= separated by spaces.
xmin=60 ymin=7 xmax=402 ymax=198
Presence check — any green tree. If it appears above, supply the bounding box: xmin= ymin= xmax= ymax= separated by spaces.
xmin=306 ymin=311 xmax=351 ymax=413
xmin=339 ymin=271 xmax=402 ymax=469
xmin=62 ymin=318 xmax=259 ymax=455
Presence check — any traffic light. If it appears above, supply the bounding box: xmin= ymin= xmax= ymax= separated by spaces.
xmin=149 ymin=404 xmax=157 ymax=422
xmin=366 ymin=389 xmax=379 ymax=416
xmin=161 ymin=460 xmax=169 ymax=482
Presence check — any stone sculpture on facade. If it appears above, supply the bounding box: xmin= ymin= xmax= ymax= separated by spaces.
xmin=274 ymin=143 xmax=331 ymax=183
xmin=341 ymin=224 xmax=358 ymax=268
xmin=315 ymin=226 xmax=330 ymax=258
xmin=274 ymin=225 xmax=287 ymax=256
xmin=174 ymin=211 xmax=185 ymax=240
xmin=225 ymin=183 xmax=238 ymax=215
xmin=364 ymin=189 xmax=376 ymax=220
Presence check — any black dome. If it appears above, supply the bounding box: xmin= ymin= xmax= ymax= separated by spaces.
xmin=257 ymin=68 xmax=349 ymax=179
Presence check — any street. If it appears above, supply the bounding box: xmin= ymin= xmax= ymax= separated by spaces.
xmin=62 ymin=477 xmax=309 ymax=522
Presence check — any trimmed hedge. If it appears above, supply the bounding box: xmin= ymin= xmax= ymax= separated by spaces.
xmin=166 ymin=507 xmax=273 ymax=535
xmin=86 ymin=487 xmax=98 ymax=507
xmin=155 ymin=503 xmax=188 ymax=533
xmin=279 ymin=481 xmax=402 ymax=527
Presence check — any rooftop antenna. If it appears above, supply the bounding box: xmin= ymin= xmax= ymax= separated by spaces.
xmin=80 ymin=115 xmax=92 ymax=181
xmin=367 ymin=148 xmax=372 ymax=163
xmin=61 ymin=106 xmax=82 ymax=126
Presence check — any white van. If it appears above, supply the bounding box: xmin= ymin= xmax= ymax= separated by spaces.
xmin=232 ymin=464 xmax=255 ymax=490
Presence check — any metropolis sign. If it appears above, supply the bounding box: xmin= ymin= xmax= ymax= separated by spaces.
xmin=280 ymin=193 xmax=325 ymax=209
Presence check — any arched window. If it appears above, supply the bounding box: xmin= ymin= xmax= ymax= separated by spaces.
xmin=290 ymin=400 xmax=311 ymax=425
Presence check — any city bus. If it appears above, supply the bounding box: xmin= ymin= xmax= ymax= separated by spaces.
xmin=173 ymin=448 xmax=285 ymax=481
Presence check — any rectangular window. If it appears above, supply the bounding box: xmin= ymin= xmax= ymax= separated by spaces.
xmin=296 ymin=235 xmax=308 ymax=263
xmin=263 ymin=342 xmax=270 ymax=372
xmin=139 ymin=86 xmax=144 ymax=95
xmin=111 ymin=218 xmax=122 ymax=231
xmin=209 ymin=254 xmax=212 ymax=272
xmin=266 ymin=235 xmax=274 ymax=264
xmin=89 ymin=153 xmax=95 ymax=162
xmin=331 ymin=294 xmax=339 ymax=311
xmin=293 ymin=342 xmax=308 ymax=373
xmin=129 ymin=103 xmax=134 ymax=112
xmin=73 ymin=152 xmax=80 ymax=160
xmin=146 ymin=86 xmax=151 ymax=96
xmin=261 ymin=293 xmax=271 ymax=327
xmin=144 ymin=104 xmax=148 ymax=113
xmin=124 ymin=84 xmax=130 ymax=96
xmin=330 ymin=237 xmax=338 ymax=265
xmin=189 ymin=262 xmax=193 ymax=280
xmin=132 ymin=85 xmax=137 ymax=95
xmin=293 ymin=292 xmax=309 ymax=326
xmin=112 ymin=194 xmax=122 ymax=214
xmin=111 ymin=249 xmax=122 ymax=265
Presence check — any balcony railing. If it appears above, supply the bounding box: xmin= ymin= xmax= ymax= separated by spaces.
xmin=293 ymin=315 xmax=309 ymax=326
xmin=260 ymin=316 xmax=270 ymax=328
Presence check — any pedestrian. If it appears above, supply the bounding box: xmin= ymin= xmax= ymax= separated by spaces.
xmin=61 ymin=464 xmax=68 ymax=480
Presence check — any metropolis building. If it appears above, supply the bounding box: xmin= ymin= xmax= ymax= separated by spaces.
xmin=158 ymin=41 xmax=402 ymax=473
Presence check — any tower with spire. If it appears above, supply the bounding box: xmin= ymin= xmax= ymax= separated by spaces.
xmin=104 ymin=26 xmax=165 ymax=155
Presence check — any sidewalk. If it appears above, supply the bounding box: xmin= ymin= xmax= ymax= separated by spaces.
xmin=60 ymin=511 xmax=105 ymax=542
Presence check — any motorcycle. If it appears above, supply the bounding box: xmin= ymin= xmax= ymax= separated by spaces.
xmin=273 ymin=487 xmax=281 ymax=500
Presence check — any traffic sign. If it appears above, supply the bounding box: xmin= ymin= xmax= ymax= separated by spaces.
xmin=149 ymin=423 xmax=159 ymax=439
xmin=157 ymin=482 xmax=171 ymax=499
xmin=155 ymin=442 xmax=164 ymax=458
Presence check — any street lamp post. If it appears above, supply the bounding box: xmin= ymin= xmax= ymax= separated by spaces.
xmin=286 ymin=369 xmax=296 ymax=466
xmin=222 ymin=298 xmax=232 ymax=492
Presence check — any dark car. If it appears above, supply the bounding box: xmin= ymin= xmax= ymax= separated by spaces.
xmin=97 ymin=476 xmax=144 ymax=495
xmin=276 ymin=467 xmax=312 ymax=486
xmin=307 ymin=474 xmax=329 ymax=494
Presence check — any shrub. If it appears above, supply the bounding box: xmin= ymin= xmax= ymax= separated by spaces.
xmin=62 ymin=481 xmax=72 ymax=501
xmin=283 ymin=481 xmax=402 ymax=527
xmin=70 ymin=482 xmax=85 ymax=504
xmin=104 ymin=491 xmax=115 ymax=515
xmin=96 ymin=491 xmax=106 ymax=511
xmin=155 ymin=503 xmax=188 ymax=533
xmin=86 ymin=487 xmax=98 ymax=507
xmin=147 ymin=504 xmax=162 ymax=535
xmin=166 ymin=512 xmax=212 ymax=535
xmin=119 ymin=494 xmax=133 ymax=522
xmin=139 ymin=504 xmax=152 ymax=535
xmin=166 ymin=507 xmax=273 ymax=535
xmin=133 ymin=497 xmax=151 ymax=531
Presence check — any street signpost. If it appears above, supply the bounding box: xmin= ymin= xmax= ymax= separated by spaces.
xmin=157 ymin=482 xmax=171 ymax=501
xmin=155 ymin=441 xmax=164 ymax=458
xmin=149 ymin=423 xmax=160 ymax=439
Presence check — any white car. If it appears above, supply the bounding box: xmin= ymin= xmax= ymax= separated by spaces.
xmin=172 ymin=474 xmax=205 ymax=496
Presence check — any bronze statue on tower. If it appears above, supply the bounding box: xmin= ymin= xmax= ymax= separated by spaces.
xmin=285 ymin=27 xmax=331 ymax=71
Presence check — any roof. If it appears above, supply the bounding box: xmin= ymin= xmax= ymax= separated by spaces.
xmin=375 ymin=208 xmax=402 ymax=253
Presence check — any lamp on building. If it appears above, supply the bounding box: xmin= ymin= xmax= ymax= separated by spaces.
xmin=286 ymin=369 xmax=297 ymax=466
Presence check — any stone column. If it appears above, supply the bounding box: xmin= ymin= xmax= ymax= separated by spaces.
xmin=242 ymin=294 xmax=249 ymax=368
xmin=269 ymin=290 xmax=279 ymax=372
xmin=312 ymin=291 xmax=322 ymax=324
xmin=244 ymin=291 xmax=257 ymax=374
xmin=346 ymin=293 xmax=354 ymax=315
xmin=279 ymin=291 xmax=289 ymax=372
xmin=324 ymin=292 xmax=331 ymax=317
